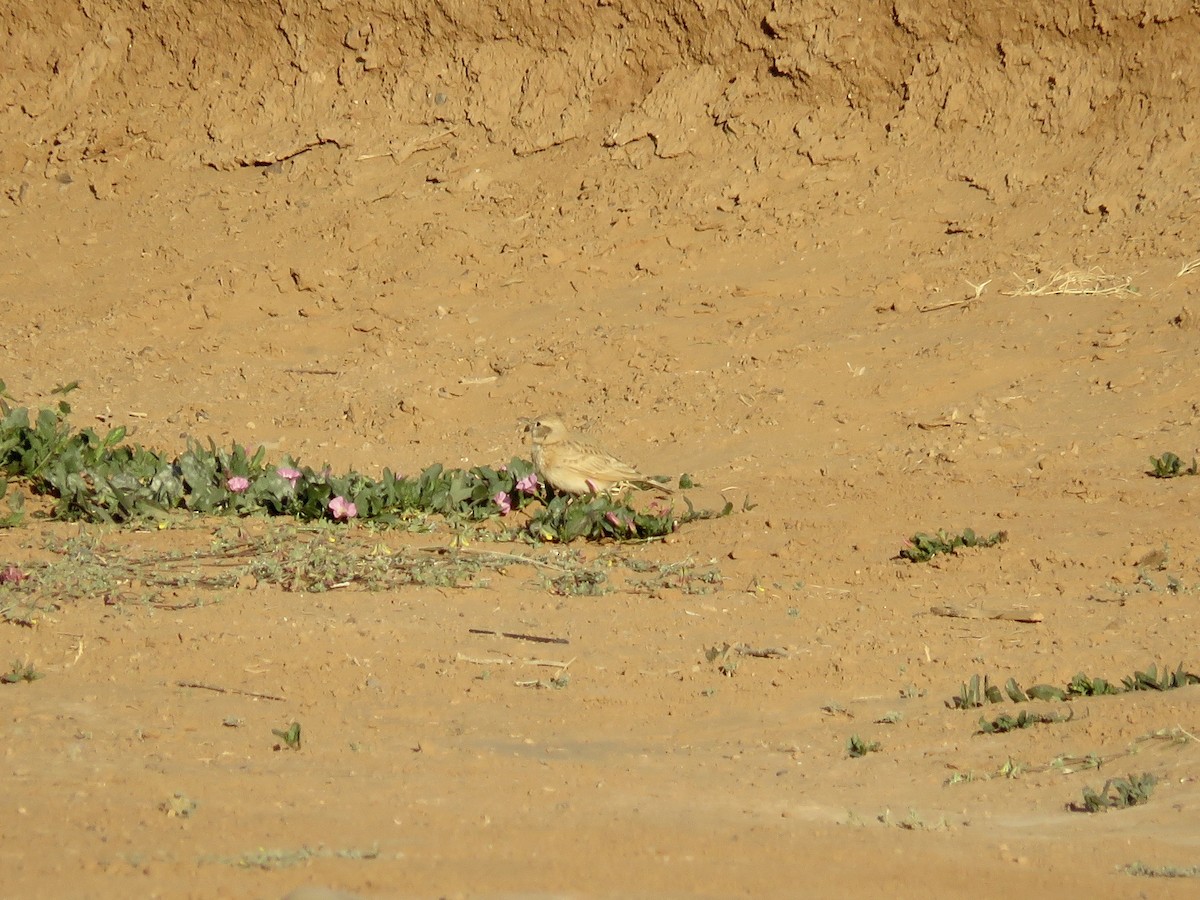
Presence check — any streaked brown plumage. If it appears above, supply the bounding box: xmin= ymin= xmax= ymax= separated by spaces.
xmin=525 ymin=414 xmax=672 ymax=496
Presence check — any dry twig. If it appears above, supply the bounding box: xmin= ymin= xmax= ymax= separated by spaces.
xmin=176 ymin=680 xmax=287 ymax=701
xmin=468 ymin=628 xmax=569 ymax=645
xmin=930 ymin=605 xmax=1044 ymax=623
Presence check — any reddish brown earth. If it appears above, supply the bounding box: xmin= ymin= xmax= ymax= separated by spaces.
xmin=3 ymin=1 xmax=1200 ymax=896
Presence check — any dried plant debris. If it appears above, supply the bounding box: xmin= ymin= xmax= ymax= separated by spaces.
xmin=1004 ymin=267 xmax=1139 ymax=297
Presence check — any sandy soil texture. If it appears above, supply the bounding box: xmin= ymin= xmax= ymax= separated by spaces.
xmin=2 ymin=1 xmax=1200 ymax=896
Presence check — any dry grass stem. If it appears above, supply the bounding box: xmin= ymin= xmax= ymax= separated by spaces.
xmin=456 ymin=653 xmax=514 ymax=666
xmin=1178 ymin=257 xmax=1200 ymax=278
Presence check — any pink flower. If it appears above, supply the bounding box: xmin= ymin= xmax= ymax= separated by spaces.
xmin=492 ymin=491 xmax=512 ymax=515
xmin=226 ymin=476 xmax=250 ymax=493
xmin=514 ymin=473 xmax=539 ymax=495
xmin=277 ymin=466 xmax=302 ymax=488
xmin=329 ymin=496 xmax=357 ymax=520
xmin=605 ymin=511 xmax=637 ymax=534
xmin=1 ymin=564 xmax=28 ymax=585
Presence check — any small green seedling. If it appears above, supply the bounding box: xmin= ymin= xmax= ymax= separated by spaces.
xmin=272 ymin=722 xmax=302 ymax=750
xmin=1148 ymin=452 xmax=1198 ymax=478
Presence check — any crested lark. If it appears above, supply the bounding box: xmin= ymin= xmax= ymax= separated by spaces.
xmin=525 ymin=414 xmax=672 ymax=496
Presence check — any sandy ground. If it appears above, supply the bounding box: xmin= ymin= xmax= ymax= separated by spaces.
xmin=2 ymin=1 xmax=1200 ymax=896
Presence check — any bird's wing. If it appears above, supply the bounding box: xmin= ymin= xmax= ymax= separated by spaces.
xmin=565 ymin=447 xmax=676 ymax=494
xmin=564 ymin=449 xmax=645 ymax=485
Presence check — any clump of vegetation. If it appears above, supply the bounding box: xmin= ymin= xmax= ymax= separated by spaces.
xmin=875 ymin=808 xmax=949 ymax=831
xmin=1123 ymin=862 xmax=1200 ymax=878
xmin=208 ymin=844 xmax=380 ymax=870
xmin=1120 ymin=663 xmax=1200 ymax=692
xmin=946 ymin=730 xmax=1193 ymax=787
xmin=949 ymin=663 xmax=1198 ymax=710
xmin=1066 ymin=672 xmax=1122 ymax=697
xmin=899 ymin=528 xmax=1007 ymax=563
xmin=977 ymin=708 xmax=1072 ymax=734
xmin=0 ymin=380 xmax=730 ymax=542
xmin=847 ymin=735 xmax=882 ymax=758
xmin=160 ymin=792 xmax=198 ymax=818
xmin=1 ymin=659 xmax=43 ymax=683
xmin=1148 ymin=452 xmax=1199 ymax=478
xmin=0 ymin=527 xmax=728 ymax=620
xmin=526 ymin=492 xmax=731 ymax=543
xmin=1074 ymin=773 xmax=1158 ymax=813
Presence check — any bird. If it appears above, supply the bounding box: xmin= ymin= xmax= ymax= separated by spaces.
xmin=523 ymin=414 xmax=673 ymax=496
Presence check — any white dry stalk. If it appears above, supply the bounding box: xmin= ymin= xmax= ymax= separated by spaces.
xmin=1178 ymin=257 xmax=1200 ymax=278
xmin=964 ymin=278 xmax=991 ymax=298
xmin=1003 ymin=267 xmax=1138 ymax=297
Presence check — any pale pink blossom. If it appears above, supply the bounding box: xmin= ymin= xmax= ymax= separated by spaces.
xmin=226 ymin=476 xmax=250 ymax=493
xmin=514 ymin=473 xmax=539 ymax=495
xmin=277 ymin=466 xmax=302 ymax=488
xmin=329 ymin=496 xmax=357 ymax=520
xmin=605 ymin=511 xmax=636 ymax=534
xmin=492 ymin=491 xmax=512 ymax=515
